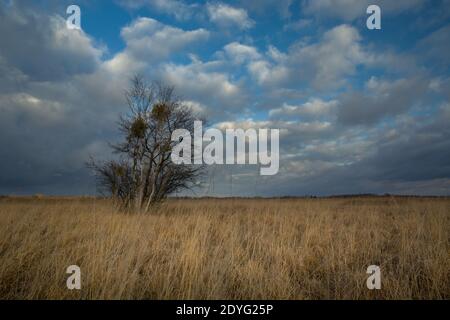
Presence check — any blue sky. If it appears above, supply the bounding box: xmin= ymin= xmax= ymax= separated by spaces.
xmin=0 ymin=0 xmax=450 ymax=196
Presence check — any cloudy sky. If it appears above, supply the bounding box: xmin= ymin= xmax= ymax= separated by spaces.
xmin=1 ymin=0 xmax=449 ymax=196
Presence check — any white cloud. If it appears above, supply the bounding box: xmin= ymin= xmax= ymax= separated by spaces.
xmin=182 ymin=100 xmax=208 ymax=116
xmin=159 ymin=59 xmax=246 ymax=113
xmin=120 ymin=17 xmax=209 ymax=61
xmin=248 ymin=25 xmax=370 ymax=90
xmin=214 ymin=119 xmax=271 ymax=130
xmin=269 ymin=99 xmax=338 ymax=119
xmin=291 ymin=24 xmax=367 ymax=88
xmin=102 ymin=17 xmax=211 ymax=77
xmin=223 ymin=42 xmax=261 ymax=64
xmin=248 ymin=60 xmax=289 ymax=86
xmin=207 ymin=3 xmax=255 ymax=29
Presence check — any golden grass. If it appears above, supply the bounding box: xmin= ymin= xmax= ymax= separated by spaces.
xmin=0 ymin=197 xmax=448 ymax=300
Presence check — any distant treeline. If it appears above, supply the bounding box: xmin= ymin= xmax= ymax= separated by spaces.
xmin=170 ymin=194 xmax=450 ymax=199
xmin=1 ymin=194 xmax=449 ymax=200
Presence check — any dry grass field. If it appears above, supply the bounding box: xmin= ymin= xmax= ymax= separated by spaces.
xmin=0 ymin=196 xmax=448 ymax=300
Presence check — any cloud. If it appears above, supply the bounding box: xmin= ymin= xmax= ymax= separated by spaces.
xmin=159 ymin=59 xmax=247 ymax=117
xmin=248 ymin=59 xmax=290 ymax=87
xmin=337 ymin=76 xmax=430 ymax=125
xmin=223 ymin=42 xmax=261 ymax=64
xmin=206 ymin=2 xmax=255 ymax=30
xmin=182 ymin=100 xmax=209 ymax=117
xmin=418 ymin=24 xmax=450 ymax=68
xmin=0 ymin=86 xmax=103 ymax=194
xmin=248 ymin=25 xmax=370 ymax=90
xmin=269 ymin=99 xmax=338 ymax=119
xmin=101 ymin=17 xmax=210 ymax=78
xmin=0 ymin=3 xmax=103 ymax=81
xmin=289 ymin=24 xmax=368 ymax=89
xmin=116 ymin=0 xmax=199 ymax=21
xmin=243 ymin=103 xmax=450 ymax=196
xmin=119 ymin=17 xmax=209 ymax=62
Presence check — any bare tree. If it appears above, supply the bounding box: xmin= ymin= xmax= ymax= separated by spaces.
xmin=89 ymin=75 xmax=203 ymax=212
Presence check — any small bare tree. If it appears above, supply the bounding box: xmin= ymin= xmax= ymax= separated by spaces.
xmin=89 ymin=75 xmax=203 ymax=212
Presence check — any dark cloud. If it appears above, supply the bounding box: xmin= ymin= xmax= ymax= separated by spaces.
xmin=0 ymin=2 xmax=102 ymax=82
xmin=337 ymin=77 xmax=430 ymax=125
xmin=417 ymin=24 xmax=450 ymax=69
xmin=0 ymin=2 xmax=122 ymax=195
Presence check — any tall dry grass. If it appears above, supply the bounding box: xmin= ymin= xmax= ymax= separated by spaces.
xmin=0 ymin=197 xmax=448 ymax=299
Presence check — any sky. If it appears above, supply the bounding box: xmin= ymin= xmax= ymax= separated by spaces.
xmin=0 ymin=0 xmax=449 ymax=197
